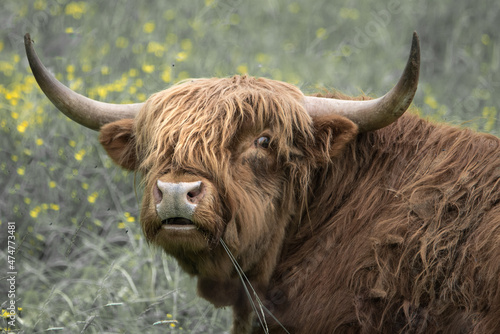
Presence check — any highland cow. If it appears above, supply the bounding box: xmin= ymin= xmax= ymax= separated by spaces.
xmin=25 ymin=32 xmax=500 ymax=333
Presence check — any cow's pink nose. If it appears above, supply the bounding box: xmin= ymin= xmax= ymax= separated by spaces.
xmin=154 ymin=181 xmax=205 ymax=220
xmin=154 ymin=181 xmax=205 ymax=204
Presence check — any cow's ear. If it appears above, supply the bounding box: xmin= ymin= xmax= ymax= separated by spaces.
xmin=311 ymin=115 xmax=358 ymax=164
xmin=98 ymin=119 xmax=138 ymax=171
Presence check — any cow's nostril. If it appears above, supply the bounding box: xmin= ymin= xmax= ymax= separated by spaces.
xmin=187 ymin=188 xmax=200 ymax=198
xmin=186 ymin=182 xmax=205 ymax=204
xmin=153 ymin=182 xmax=163 ymax=204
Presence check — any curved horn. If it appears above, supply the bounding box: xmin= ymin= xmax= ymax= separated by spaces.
xmin=303 ymin=32 xmax=420 ymax=132
xmin=24 ymin=33 xmax=143 ymax=131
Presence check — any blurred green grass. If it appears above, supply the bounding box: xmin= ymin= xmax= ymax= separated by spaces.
xmin=0 ymin=0 xmax=498 ymax=332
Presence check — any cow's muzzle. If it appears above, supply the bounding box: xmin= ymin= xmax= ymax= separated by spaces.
xmin=154 ymin=180 xmax=206 ymax=224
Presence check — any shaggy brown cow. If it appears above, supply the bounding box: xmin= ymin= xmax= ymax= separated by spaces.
xmin=25 ymin=32 xmax=500 ymax=333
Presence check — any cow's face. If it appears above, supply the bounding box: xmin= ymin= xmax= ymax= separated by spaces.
xmin=98 ymin=76 xmax=358 ymax=285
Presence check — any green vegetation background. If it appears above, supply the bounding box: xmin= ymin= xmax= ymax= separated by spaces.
xmin=0 ymin=0 xmax=498 ymax=332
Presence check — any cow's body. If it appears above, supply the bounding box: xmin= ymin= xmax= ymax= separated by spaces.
xmin=25 ymin=33 xmax=500 ymax=333
xmin=264 ymin=111 xmax=500 ymax=333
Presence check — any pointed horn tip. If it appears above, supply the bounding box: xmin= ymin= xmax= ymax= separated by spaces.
xmin=304 ymin=32 xmax=421 ymax=133
xmin=410 ymin=31 xmax=420 ymax=63
xmin=412 ymin=31 xmax=419 ymax=42
xmin=24 ymin=33 xmax=32 ymax=46
xmin=396 ymin=32 xmax=420 ymax=91
xmin=23 ymin=32 xmax=142 ymax=131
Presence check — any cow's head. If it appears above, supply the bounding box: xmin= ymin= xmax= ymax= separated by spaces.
xmin=25 ymin=33 xmax=419 ymax=306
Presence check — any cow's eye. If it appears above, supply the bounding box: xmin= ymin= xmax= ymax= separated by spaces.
xmin=255 ymin=136 xmax=270 ymax=149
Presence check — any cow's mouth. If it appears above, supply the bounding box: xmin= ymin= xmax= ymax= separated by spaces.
xmin=161 ymin=217 xmax=197 ymax=230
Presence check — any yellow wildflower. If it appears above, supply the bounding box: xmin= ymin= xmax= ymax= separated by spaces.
xmin=74 ymin=149 xmax=86 ymax=161
xmin=88 ymin=192 xmax=98 ymax=203
xmin=0 ymin=61 xmax=14 ymax=76
xmin=147 ymin=41 xmax=165 ymax=57
xmin=161 ymin=68 xmax=171 ymax=83
xmin=339 ymin=8 xmax=360 ymax=20
xmin=97 ymin=86 xmax=107 ymax=98
xmin=424 ymin=95 xmax=438 ymax=109
xmin=142 ymin=64 xmax=155 ymax=73
xmin=30 ymin=207 xmax=40 ymax=218
xmin=17 ymin=121 xmax=28 ymax=133
xmin=70 ymin=78 xmax=83 ymax=91
xmin=65 ymin=2 xmax=88 ymax=19
xmin=316 ymin=28 xmax=327 ymax=39
xmin=237 ymin=64 xmax=248 ymax=75
xmin=143 ymin=22 xmax=155 ymax=33
xmin=176 ymin=52 xmax=188 ymax=62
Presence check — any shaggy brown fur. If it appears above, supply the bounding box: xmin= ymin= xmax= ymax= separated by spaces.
xmin=98 ymin=76 xmax=500 ymax=333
